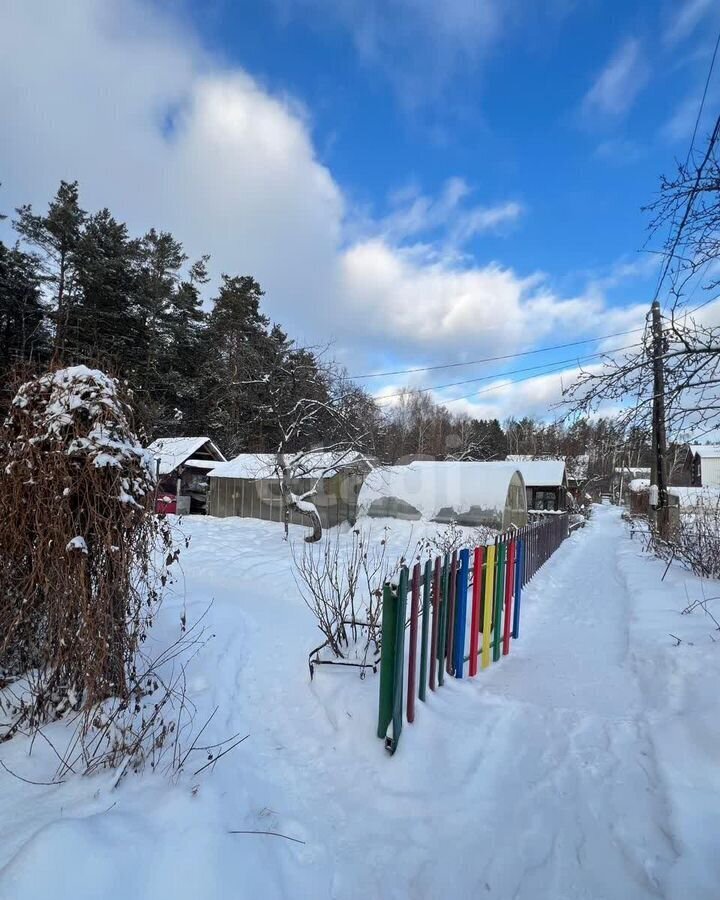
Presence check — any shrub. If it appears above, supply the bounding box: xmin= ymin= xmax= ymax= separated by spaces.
xmin=0 ymin=365 xmax=175 ymax=756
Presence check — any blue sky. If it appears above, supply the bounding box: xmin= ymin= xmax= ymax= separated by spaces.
xmin=188 ymin=0 xmax=714 ymax=289
xmin=2 ymin=0 xmax=719 ymax=419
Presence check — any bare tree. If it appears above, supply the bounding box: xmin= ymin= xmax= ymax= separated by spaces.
xmin=257 ymin=353 xmax=373 ymax=541
xmin=565 ymin=118 xmax=720 ymax=442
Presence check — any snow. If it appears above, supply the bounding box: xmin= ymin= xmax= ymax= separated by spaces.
xmin=358 ymin=460 xmax=523 ymax=522
xmin=507 ymin=458 xmax=565 ymax=487
xmin=146 ymin=437 xmax=225 ymax=477
xmin=1 ymin=506 xmax=720 ymax=899
xmin=669 ymin=486 xmax=720 ymax=508
xmin=688 ymin=444 xmax=720 ymax=459
xmin=211 ymin=450 xmax=367 ymax=480
xmin=65 ymin=536 xmax=88 ymax=554
xmin=628 ymin=477 xmax=651 ymax=492
xmin=183 ymin=458 xmax=219 ymax=471
xmin=7 ymin=366 xmax=155 ymax=506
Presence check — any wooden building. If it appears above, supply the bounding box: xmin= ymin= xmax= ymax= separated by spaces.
xmin=506 ymin=457 xmax=568 ymax=512
xmin=676 ymin=444 xmax=720 ymax=488
xmin=207 ymin=451 xmax=372 ymax=527
xmin=147 ymin=436 xmax=226 ymax=514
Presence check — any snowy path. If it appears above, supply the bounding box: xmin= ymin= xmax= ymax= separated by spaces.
xmin=284 ymin=505 xmax=681 ymax=900
xmin=1 ymin=505 xmax=719 ymax=899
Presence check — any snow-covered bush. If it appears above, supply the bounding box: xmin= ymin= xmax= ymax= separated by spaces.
xmin=417 ymin=520 xmax=498 ymax=558
xmin=0 ymin=366 xmax=178 ymax=767
xmin=651 ymin=498 xmax=720 ymax=580
xmin=293 ymin=526 xmax=403 ymax=676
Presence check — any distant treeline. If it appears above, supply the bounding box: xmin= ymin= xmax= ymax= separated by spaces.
xmin=0 ymin=181 xmax=651 ymax=474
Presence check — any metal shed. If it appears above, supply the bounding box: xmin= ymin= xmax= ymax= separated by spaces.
xmin=357 ymin=461 xmax=527 ymax=529
xmin=207 ymin=451 xmax=372 ymax=527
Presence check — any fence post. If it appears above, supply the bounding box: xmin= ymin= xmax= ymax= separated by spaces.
xmin=453 ymin=548 xmax=470 ymax=678
xmin=481 ymin=543 xmax=495 ymax=669
xmin=386 ymin=566 xmax=409 ymax=754
xmin=512 ymin=537 xmax=524 ymax=639
xmin=419 ymin=559 xmax=432 ymax=702
xmin=407 ymin=563 xmax=421 ymax=723
xmin=469 ymin=547 xmax=483 ymax=677
xmin=429 ymin=556 xmax=441 ymax=691
xmin=492 ymin=540 xmax=506 ymax=663
xmin=437 ymin=555 xmax=449 ymax=687
xmin=445 ymin=551 xmax=458 ymax=676
xmin=502 ymin=538 xmax=515 ymax=656
xmin=377 ymin=582 xmax=398 ymax=739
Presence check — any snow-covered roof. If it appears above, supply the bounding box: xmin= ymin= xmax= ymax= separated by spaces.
xmin=184 ymin=458 xmax=219 ymax=471
xmin=509 ymin=459 xmax=566 ymax=487
xmin=357 ymin=461 xmax=525 ymax=523
xmin=628 ymin=478 xmax=650 ymax=492
xmin=614 ymin=466 xmax=651 ymax=476
xmin=147 ymin=437 xmax=225 ymax=476
xmin=688 ymin=444 xmax=720 ymax=459
xmin=210 ymin=450 xmax=368 ymax=480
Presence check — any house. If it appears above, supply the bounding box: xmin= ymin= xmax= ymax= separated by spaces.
xmin=678 ymin=444 xmax=720 ymax=488
xmin=147 ymin=436 xmax=226 ymax=514
xmin=506 ymin=458 xmax=568 ymax=512
xmin=357 ymin=461 xmax=528 ymax=530
xmin=206 ymin=450 xmax=372 ymax=527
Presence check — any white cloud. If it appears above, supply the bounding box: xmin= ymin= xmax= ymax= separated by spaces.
xmin=659 ymin=87 xmax=720 ymax=143
xmin=664 ymin=0 xmax=716 ymax=46
xmin=593 ymin=137 xmax=645 ymax=165
xmin=275 ymin=0 xmax=505 ymax=105
xmin=437 ymin=364 xmax=592 ymax=421
xmin=274 ymin=0 xmax=576 ymax=108
xmin=0 ymin=0 xmax=645 ymax=421
xmin=364 ymin=178 xmax=523 ymax=247
xmin=582 ymin=39 xmax=649 ymax=119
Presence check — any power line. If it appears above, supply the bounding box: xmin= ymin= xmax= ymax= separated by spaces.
xmin=656 ymin=27 xmax=720 ymax=310
xmin=445 ymin=360 xmax=589 ymax=406
xmin=686 ymin=28 xmax=720 ymax=168
xmin=373 ymin=340 xmax=642 ymax=403
xmin=686 ymin=292 xmax=719 ymax=316
xmin=351 ymin=327 xmax=645 ymax=380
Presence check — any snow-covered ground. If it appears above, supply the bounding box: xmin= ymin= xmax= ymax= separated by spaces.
xmin=1 ymin=506 xmax=719 ymax=899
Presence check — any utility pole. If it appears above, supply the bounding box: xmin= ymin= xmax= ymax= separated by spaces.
xmin=650 ymin=300 xmax=669 ymax=536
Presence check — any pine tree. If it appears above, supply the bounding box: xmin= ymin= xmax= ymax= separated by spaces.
xmin=69 ymin=208 xmax=142 ymax=369
xmin=201 ymin=274 xmax=275 ymax=453
xmin=0 ymin=240 xmax=48 ymax=375
xmin=14 ymin=181 xmax=86 ymax=358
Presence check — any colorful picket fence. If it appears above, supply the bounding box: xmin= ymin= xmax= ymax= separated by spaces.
xmin=377 ymin=512 xmax=570 ymax=754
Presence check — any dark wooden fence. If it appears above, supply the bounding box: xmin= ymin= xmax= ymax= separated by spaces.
xmin=377 ymin=513 xmax=570 ymax=754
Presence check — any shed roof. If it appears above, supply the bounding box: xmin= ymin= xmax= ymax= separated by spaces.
xmin=358 ymin=461 xmax=525 ymax=521
xmin=688 ymin=444 xmax=720 ymax=459
xmin=147 ymin=437 xmax=225 ymax=476
xmin=628 ymin=478 xmax=650 ymax=493
xmin=509 ymin=459 xmax=566 ymax=487
xmin=210 ymin=449 xmax=368 ymax=480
